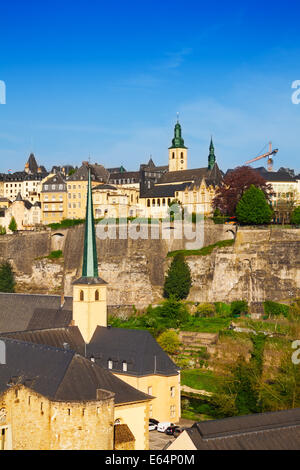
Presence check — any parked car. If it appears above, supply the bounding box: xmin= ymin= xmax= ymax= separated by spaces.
xmin=165 ymin=425 xmax=181 ymax=436
xmin=149 ymin=419 xmax=159 ymax=431
xmin=157 ymin=422 xmax=174 ymax=433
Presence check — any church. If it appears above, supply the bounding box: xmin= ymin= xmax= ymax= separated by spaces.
xmin=139 ymin=120 xmax=224 ymax=218
xmin=0 ymin=170 xmax=180 ymax=450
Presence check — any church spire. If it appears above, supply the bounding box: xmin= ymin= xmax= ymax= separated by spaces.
xmin=208 ymin=137 xmax=216 ymax=170
xmin=82 ymin=167 xmax=99 ymax=278
xmin=169 ymin=120 xmax=187 ymax=149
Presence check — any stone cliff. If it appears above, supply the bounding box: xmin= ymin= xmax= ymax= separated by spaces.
xmin=0 ymin=224 xmax=299 ymax=308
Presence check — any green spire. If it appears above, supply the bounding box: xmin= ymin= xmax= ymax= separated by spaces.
xmin=208 ymin=137 xmax=216 ymax=170
xmin=169 ymin=120 xmax=187 ymax=149
xmin=82 ymin=168 xmax=99 ymax=278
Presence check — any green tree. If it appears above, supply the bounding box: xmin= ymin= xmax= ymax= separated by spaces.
xmin=236 ymin=185 xmax=273 ymax=225
xmin=291 ymin=206 xmax=300 ymax=225
xmin=157 ymin=330 xmax=181 ymax=354
xmin=230 ymin=300 xmax=248 ymax=316
xmin=144 ymin=298 xmax=190 ymax=330
xmin=0 ymin=261 xmax=15 ymax=293
xmin=163 ymin=253 xmax=192 ymax=300
xmin=0 ymin=225 xmax=6 ymax=235
xmin=8 ymin=216 xmax=18 ymax=232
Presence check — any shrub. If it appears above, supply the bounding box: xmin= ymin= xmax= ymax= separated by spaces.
xmin=0 ymin=225 xmax=6 ymax=235
xmin=145 ymin=298 xmax=190 ymax=330
xmin=47 ymin=250 xmax=63 ymax=259
xmin=8 ymin=217 xmax=17 ymax=232
xmin=163 ymin=253 xmax=192 ymax=300
xmin=230 ymin=300 xmax=248 ymax=316
xmin=157 ymin=330 xmax=181 ymax=355
xmin=0 ymin=261 xmax=15 ymax=292
xmin=214 ymin=302 xmax=232 ymax=318
xmin=291 ymin=206 xmax=300 ymax=225
xmin=195 ymin=303 xmax=216 ymax=318
xmin=263 ymin=301 xmax=290 ymax=318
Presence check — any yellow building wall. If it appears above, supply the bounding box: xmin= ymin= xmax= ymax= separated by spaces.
xmin=0 ymin=386 xmax=115 ymax=450
xmin=114 ymin=400 xmax=150 ymax=450
xmin=73 ymin=284 xmax=107 ymax=343
xmin=41 ymin=191 xmax=68 ymax=225
xmin=169 ymin=148 xmax=188 ymax=172
xmin=113 ymin=373 xmax=181 ymax=424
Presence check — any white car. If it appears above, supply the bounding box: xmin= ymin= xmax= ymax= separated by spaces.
xmin=157 ymin=422 xmax=174 ymax=433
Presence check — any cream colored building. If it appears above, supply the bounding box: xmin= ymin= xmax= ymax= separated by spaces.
xmin=41 ymin=173 xmax=68 ymax=225
xmin=0 ymin=194 xmax=41 ymax=231
xmin=93 ymin=184 xmax=140 ymax=219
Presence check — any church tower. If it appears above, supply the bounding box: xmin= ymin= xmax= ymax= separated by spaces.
xmin=72 ymin=168 xmax=107 ymax=343
xmin=168 ymin=119 xmax=188 ymax=172
xmin=208 ymin=138 xmax=216 ymax=170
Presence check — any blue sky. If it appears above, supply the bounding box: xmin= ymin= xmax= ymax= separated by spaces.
xmin=0 ymin=0 xmax=300 ymax=174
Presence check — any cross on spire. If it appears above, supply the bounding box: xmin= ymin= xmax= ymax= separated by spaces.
xmin=82 ymin=168 xmax=99 ymax=278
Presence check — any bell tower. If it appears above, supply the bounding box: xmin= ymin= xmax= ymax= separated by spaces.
xmin=72 ymin=168 xmax=107 ymax=343
xmin=168 ymin=119 xmax=188 ymax=172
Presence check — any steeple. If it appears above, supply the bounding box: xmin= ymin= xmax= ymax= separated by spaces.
xmin=82 ymin=168 xmax=99 ymax=278
xmin=168 ymin=119 xmax=188 ymax=171
xmin=208 ymin=137 xmax=216 ymax=170
xmin=72 ymin=167 xmax=108 ymax=342
xmin=169 ymin=120 xmax=187 ymax=149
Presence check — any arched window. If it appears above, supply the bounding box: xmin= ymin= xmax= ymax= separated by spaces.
xmin=162 ymin=198 xmax=166 ymax=206
xmin=147 ymin=199 xmax=150 ymax=207
xmin=152 ymin=199 xmax=155 ymax=206
xmin=172 ymin=152 xmax=175 ymax=159
xmin=95 ymin=290 xmax=99 ymax=301
xmin=157 ymin=199 xmax=160 ymax=207
xmin=80 ymin=290 xmax=84 ymax=301
xmin=181 ymin=152 xmax=184 ymax=158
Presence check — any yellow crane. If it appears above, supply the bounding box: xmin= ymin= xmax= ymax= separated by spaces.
xmin=245 ymin=142 xmax=278 ymax=171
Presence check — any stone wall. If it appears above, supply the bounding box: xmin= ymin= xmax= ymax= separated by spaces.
xmin=0 ymin=224 xmax=299 ymax=308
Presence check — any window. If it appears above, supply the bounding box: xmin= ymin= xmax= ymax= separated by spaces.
xmin=147 ymin=199 xmax=150 ymax=207
xmin=108 ymin=359 xmax=113 ymax=370
xmin=80 ymin=290 xmax=84 ymax=301
xmin=172 ymin=152 xmax=175 ymax=159
xmin=170 ymin=405 xmax=176 ymax=418
xmin=152 ymin=199 xmax=155 ymax=207
xmin=122 ymin=361 xmax=128 ymax=372
xmin=149 ymin=404 xmax=153 ymax=418
xmin=95 ymin=290 xmax=99 ymax=301
xmin=170 ymin=386 xmax=175 ymax=398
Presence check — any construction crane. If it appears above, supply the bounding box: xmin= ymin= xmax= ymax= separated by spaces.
xmin=245 ymin=142 xmax=279 ymax=171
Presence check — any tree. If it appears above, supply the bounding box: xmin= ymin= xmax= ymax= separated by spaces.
xmin=9 ymin=216 xmax=17 ymax=232
xmin=144 ymin=298 xmax=190 ymax=330
xmin=213 ymin=166 xmax=273 ymax=216
xmin=0 ymin=261 xmax=15 ymax=292
xmin=157 ymin=330 xmax=181 ymax=354
xmin=291 ymin=206 xmax=300 ymax=225
xmin=163 ymin=254 xmax=192 ymax=300
xmin=0 ymin=225 xmax=6 ymax=235
xmin=236 ymin=185 xmax=273 ymax=225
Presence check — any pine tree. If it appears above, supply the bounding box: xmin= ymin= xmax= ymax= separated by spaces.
xmin=8 ymin=216 xmax=17 ymax=232
xmin=236 ymin=185 xmax=273 ymax=225
xmin=0 ymin=261 xmax=15 ymax=293
xmin=163 ymin=254 xmax=192 ymax=300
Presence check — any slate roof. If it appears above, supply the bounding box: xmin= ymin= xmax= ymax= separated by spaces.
xmin=140 ymin=183 xmax=191 ymax=199
xmin=88 ymin=327 xmax=179 ymax=377
xmin=0 ymin=293 xmax=73 ymax=333
xmin=156 ymin=164 xmax=223 ymax=186
xmin=0 ymin=337 xmax=152 ymax=404
xmin=42 ymin=173 xmax=67 ymax=191
xmin=254 ymin=167 xmax=298 ymax=183
xmin=184 ymin=408 xmax=300 ymax=450
xmin=67 ymin=163 xmax=109 ymax=183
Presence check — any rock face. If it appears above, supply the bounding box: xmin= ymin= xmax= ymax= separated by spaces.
xmin=0 ymin=224 xmax=299 ymax=308
xmin=187 ymin=228 xmax=300 ymax=304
